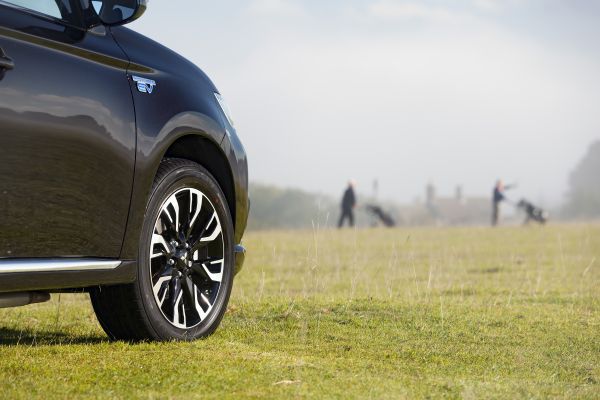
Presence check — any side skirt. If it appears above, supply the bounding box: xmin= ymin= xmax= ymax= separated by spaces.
xmin=0 ymin=259 xmax=137 ymax=293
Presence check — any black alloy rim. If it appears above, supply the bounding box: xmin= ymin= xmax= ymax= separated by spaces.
xmin=150 ymin=187 xmax=224 ymax=329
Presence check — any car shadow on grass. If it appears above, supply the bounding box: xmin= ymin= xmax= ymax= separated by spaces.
xmin=0 ymin=327 xmax=107 ymax=346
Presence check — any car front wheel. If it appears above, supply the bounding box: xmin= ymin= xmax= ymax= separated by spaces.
xmin=90 ymin=158 xmax=234 ymax=341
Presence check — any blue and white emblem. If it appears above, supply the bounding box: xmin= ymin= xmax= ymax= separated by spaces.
xmin=132 ymin=76 xmax=157 ymax=94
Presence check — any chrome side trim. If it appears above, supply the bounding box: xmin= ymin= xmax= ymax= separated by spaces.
xmin=0 ymin=259 xmax=122 ymax=274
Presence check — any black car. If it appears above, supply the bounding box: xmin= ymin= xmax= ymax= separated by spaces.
xmin=0 ymin=0 xmax=249 ymax=341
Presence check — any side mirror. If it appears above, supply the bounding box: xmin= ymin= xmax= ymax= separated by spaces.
xmin=90 ymin=0 xmax=147 ymax=26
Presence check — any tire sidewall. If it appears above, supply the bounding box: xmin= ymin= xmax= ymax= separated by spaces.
xmin=138 ymin=162 xmax=234 ymax=340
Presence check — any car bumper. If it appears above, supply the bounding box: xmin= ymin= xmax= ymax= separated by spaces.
xmin=234 ymin=244 xmax=246 ymax=276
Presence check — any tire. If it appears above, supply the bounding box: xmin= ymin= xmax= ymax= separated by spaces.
xmin=90 ymin=158 xmax=234 ymax=341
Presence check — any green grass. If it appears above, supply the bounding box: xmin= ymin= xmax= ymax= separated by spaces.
xmin=0 ymin=224 xmax=599 ymax=399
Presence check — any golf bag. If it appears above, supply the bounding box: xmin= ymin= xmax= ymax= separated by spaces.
xmin=365 ymin=204 xmax=396 ymax=227
xmin=516 ymin=199 xmax=548 ymax=225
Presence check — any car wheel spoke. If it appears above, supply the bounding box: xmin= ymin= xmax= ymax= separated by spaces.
xmin=151 ymin=234 xmax=172 ymax=259
xmin=177 ymin=189 xmax=192 ymax=242
xmin=185 ymin=190 xmax=202 ymax=240
xmin=191 ymin=259 xmax=223 ymax=283
xmin=153 ymin=276 xmax=171 ymax=307
xmin=163 ymin=194 xmax=180 ymax=233
xmin=150 ymin=187 xmax=225 ymax=329
xmin=182 ymin=276 xmax=196 ymax=310
xmin=193 ymin=287 xmax=210 ymax=321
xmin=170 ymin=277 xmax=183 ymax=325
xmin=200 ymin=212 xmax=221 ymax=242
xmin=190 ymin=212 xmax=222 ymax=253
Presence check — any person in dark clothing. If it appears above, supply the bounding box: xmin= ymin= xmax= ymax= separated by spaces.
xmin=492 ymin=180 xmax=514 ymax=226
xmin=338 ymin=181 xmax=357 ymax=228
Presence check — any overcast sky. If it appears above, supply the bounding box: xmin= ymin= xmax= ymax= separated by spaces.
xmin=129 ymin=0 xmax=600 ymax=206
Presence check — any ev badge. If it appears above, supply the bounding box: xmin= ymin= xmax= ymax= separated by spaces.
xmin=132 ymin=76 xmax=157 ymax=94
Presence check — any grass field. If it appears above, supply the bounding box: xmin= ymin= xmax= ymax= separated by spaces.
xmin=0 ymin=224 xmax=598 ymax=399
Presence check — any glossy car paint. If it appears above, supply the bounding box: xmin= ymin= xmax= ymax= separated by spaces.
xmin=0 ymin=5 xmax=136 ymax=258
xmin=0 ymin=1 xmax=248 ymax=293
xmin=109 ymin=27 xmax=249 ymax=262
xmin=111 ymin=27 xmax=248 ymax=258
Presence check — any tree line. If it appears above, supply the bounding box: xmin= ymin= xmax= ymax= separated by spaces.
xmin=247 ymin=140 xmax=600 ymax=230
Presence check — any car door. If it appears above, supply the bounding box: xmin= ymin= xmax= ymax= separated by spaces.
xmin=0 ymin=0 xmax=136 ymax=258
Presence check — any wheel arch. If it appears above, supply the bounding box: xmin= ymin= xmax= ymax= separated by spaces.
xmin=119 ymin=113 xmax=238 ymax=261
xmin=162 ymin=134 xmax=236 ymax=227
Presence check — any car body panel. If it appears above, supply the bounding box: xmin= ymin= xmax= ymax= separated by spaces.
xmin=0 ymin=3 xmax=248 ymax=294
xmin=110 ymin=26 xmax=249 ymax=260
xmin=0 ymin=5 xmax=136 ymax=259
xmin=220 ymin=125 xmax=249 ymax=245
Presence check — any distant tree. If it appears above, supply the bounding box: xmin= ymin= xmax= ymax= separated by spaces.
xmin=247 ymin=183 xmax=337 ymax=230
xmin=564 ymin=140 xmax=600 ymax=218
xmin=246 ymin=183 xmax=400 ymax=230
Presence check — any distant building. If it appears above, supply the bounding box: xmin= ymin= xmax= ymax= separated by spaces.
xmin=396 ymin=184 xmax=490 ymax=226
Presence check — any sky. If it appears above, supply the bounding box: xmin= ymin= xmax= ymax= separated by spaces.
xmin=129 ymin=0 xmax=600 ymax=207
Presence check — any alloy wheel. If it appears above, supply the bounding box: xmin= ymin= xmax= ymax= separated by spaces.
xmin=150 ymin=188 xmax=224 ymax=329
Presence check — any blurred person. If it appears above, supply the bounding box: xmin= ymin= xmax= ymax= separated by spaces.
xmin=492 ymin=180 xmax=515 ymax=226
xmin=338 ymin=180 xmax=357 ymax=228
